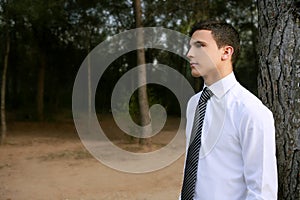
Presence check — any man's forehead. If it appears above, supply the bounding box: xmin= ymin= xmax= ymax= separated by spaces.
xmin=189 ymin=30 xmax=213 ymax=44
xmin=191 ymin=29 xmax=212 ymax=39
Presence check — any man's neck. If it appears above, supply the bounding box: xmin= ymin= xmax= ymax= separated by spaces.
xmin=203 ymin=69 xmax=233 ymax=86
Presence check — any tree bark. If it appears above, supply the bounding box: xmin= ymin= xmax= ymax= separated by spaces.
xmin=1 ymin=33 xmax=10 ymax=145
xmin=134 ymin=0 xmax=152 ymax=146
xmin=257 ymin=1 xmax=300 ymax=199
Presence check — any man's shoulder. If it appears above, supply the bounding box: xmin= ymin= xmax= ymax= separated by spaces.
xmin=229 ymin=83 xmax=273 ymax=118
xmin=231 ymin=84 xmax=260 ymax=104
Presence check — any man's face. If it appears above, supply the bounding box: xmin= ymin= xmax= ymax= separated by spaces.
xmin=187 ymin=30 xmax=223 ymax=79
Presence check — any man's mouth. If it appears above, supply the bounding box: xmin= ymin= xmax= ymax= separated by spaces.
xmin=190 ymin=62 xmax=198 ymax=67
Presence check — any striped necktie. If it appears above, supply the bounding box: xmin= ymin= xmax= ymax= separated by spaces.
xmin=181 ymin=87 xmax=213 ymax=200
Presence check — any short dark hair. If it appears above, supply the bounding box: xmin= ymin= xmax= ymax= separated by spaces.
xmin=189 ymin=20 xmax=240 ymax=64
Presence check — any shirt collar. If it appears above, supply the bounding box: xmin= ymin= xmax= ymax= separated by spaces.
xmin=205 ymin=72 xmax=237 ymax=99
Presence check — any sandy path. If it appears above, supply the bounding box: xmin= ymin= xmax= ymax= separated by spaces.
xmin=0 ymin=120 xmax=185 ymax=200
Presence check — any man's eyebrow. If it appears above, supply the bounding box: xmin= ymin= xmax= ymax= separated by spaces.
xmin=190 ymin=40 xmax=208 ymax=46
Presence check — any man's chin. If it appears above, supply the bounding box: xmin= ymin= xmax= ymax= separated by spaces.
xmin=191 ymin=71 xmax=202 ymax=78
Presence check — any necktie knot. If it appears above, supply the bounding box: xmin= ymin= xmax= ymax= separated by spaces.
xmin=200 ymin=87 xmax=213 ymax=103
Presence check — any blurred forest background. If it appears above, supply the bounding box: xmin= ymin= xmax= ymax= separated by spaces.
xmin=0 ymin=0 xmax=259 ymax=122
xmin=1 ymin=0 xmax=299 ymax=199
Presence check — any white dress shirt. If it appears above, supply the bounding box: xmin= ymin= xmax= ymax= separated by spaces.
xmin=182 ymin=72 xmax=277 ymax=200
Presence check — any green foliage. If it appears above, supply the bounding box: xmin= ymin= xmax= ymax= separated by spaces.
xmin=0 ymin=0 xmax=259 ymax=120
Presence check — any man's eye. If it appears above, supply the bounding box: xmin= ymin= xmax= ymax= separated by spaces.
xmin=195 ymin=43 xmax=204 ymax=48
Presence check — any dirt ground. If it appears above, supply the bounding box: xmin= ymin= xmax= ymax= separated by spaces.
xmin=0 ymin=115 xmax=185 ymax=200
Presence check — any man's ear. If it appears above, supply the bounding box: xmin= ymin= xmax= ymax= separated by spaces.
xmin=221 ymin=46 xmax=234 ymax=61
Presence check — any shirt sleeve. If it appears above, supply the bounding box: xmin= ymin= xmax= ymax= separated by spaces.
xmin=238 ymin=105 xmax=278 ymax=200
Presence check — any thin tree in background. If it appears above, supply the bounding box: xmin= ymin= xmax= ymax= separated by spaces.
xmin=0 ymin=0 xmax=10 ymax=144
xmin=36 ymin=52 xmax=46 ymax=121
xmin=87 ymin=33 xmax=92 ymax=128
xmin=1 ymin=32 xmax=10 ymax=145
xmin=257 ymin=1 xmax=300 ymax=199
xmin=134 ymin=0 xmax=152 ymax=147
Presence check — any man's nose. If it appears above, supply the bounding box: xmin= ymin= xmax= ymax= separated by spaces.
xmin=186 ymin=48 xmax=193 ymax=59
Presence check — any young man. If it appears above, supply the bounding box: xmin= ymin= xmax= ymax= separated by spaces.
xmin=180 ymin=21 xmax=277 ymax=200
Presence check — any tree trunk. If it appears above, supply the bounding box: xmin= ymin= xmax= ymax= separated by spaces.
xmin=1 ymin=33 xmax=10 ymax=145
xmin=87 ymin=43 xmax=92 ymax=129
xmin=257 ymin=1 xmax=300 ymax=199
xmin=37 ymin=53 xmax=46 ymax=121
xmin=134 ymin=0 xmax=152 ymax=146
